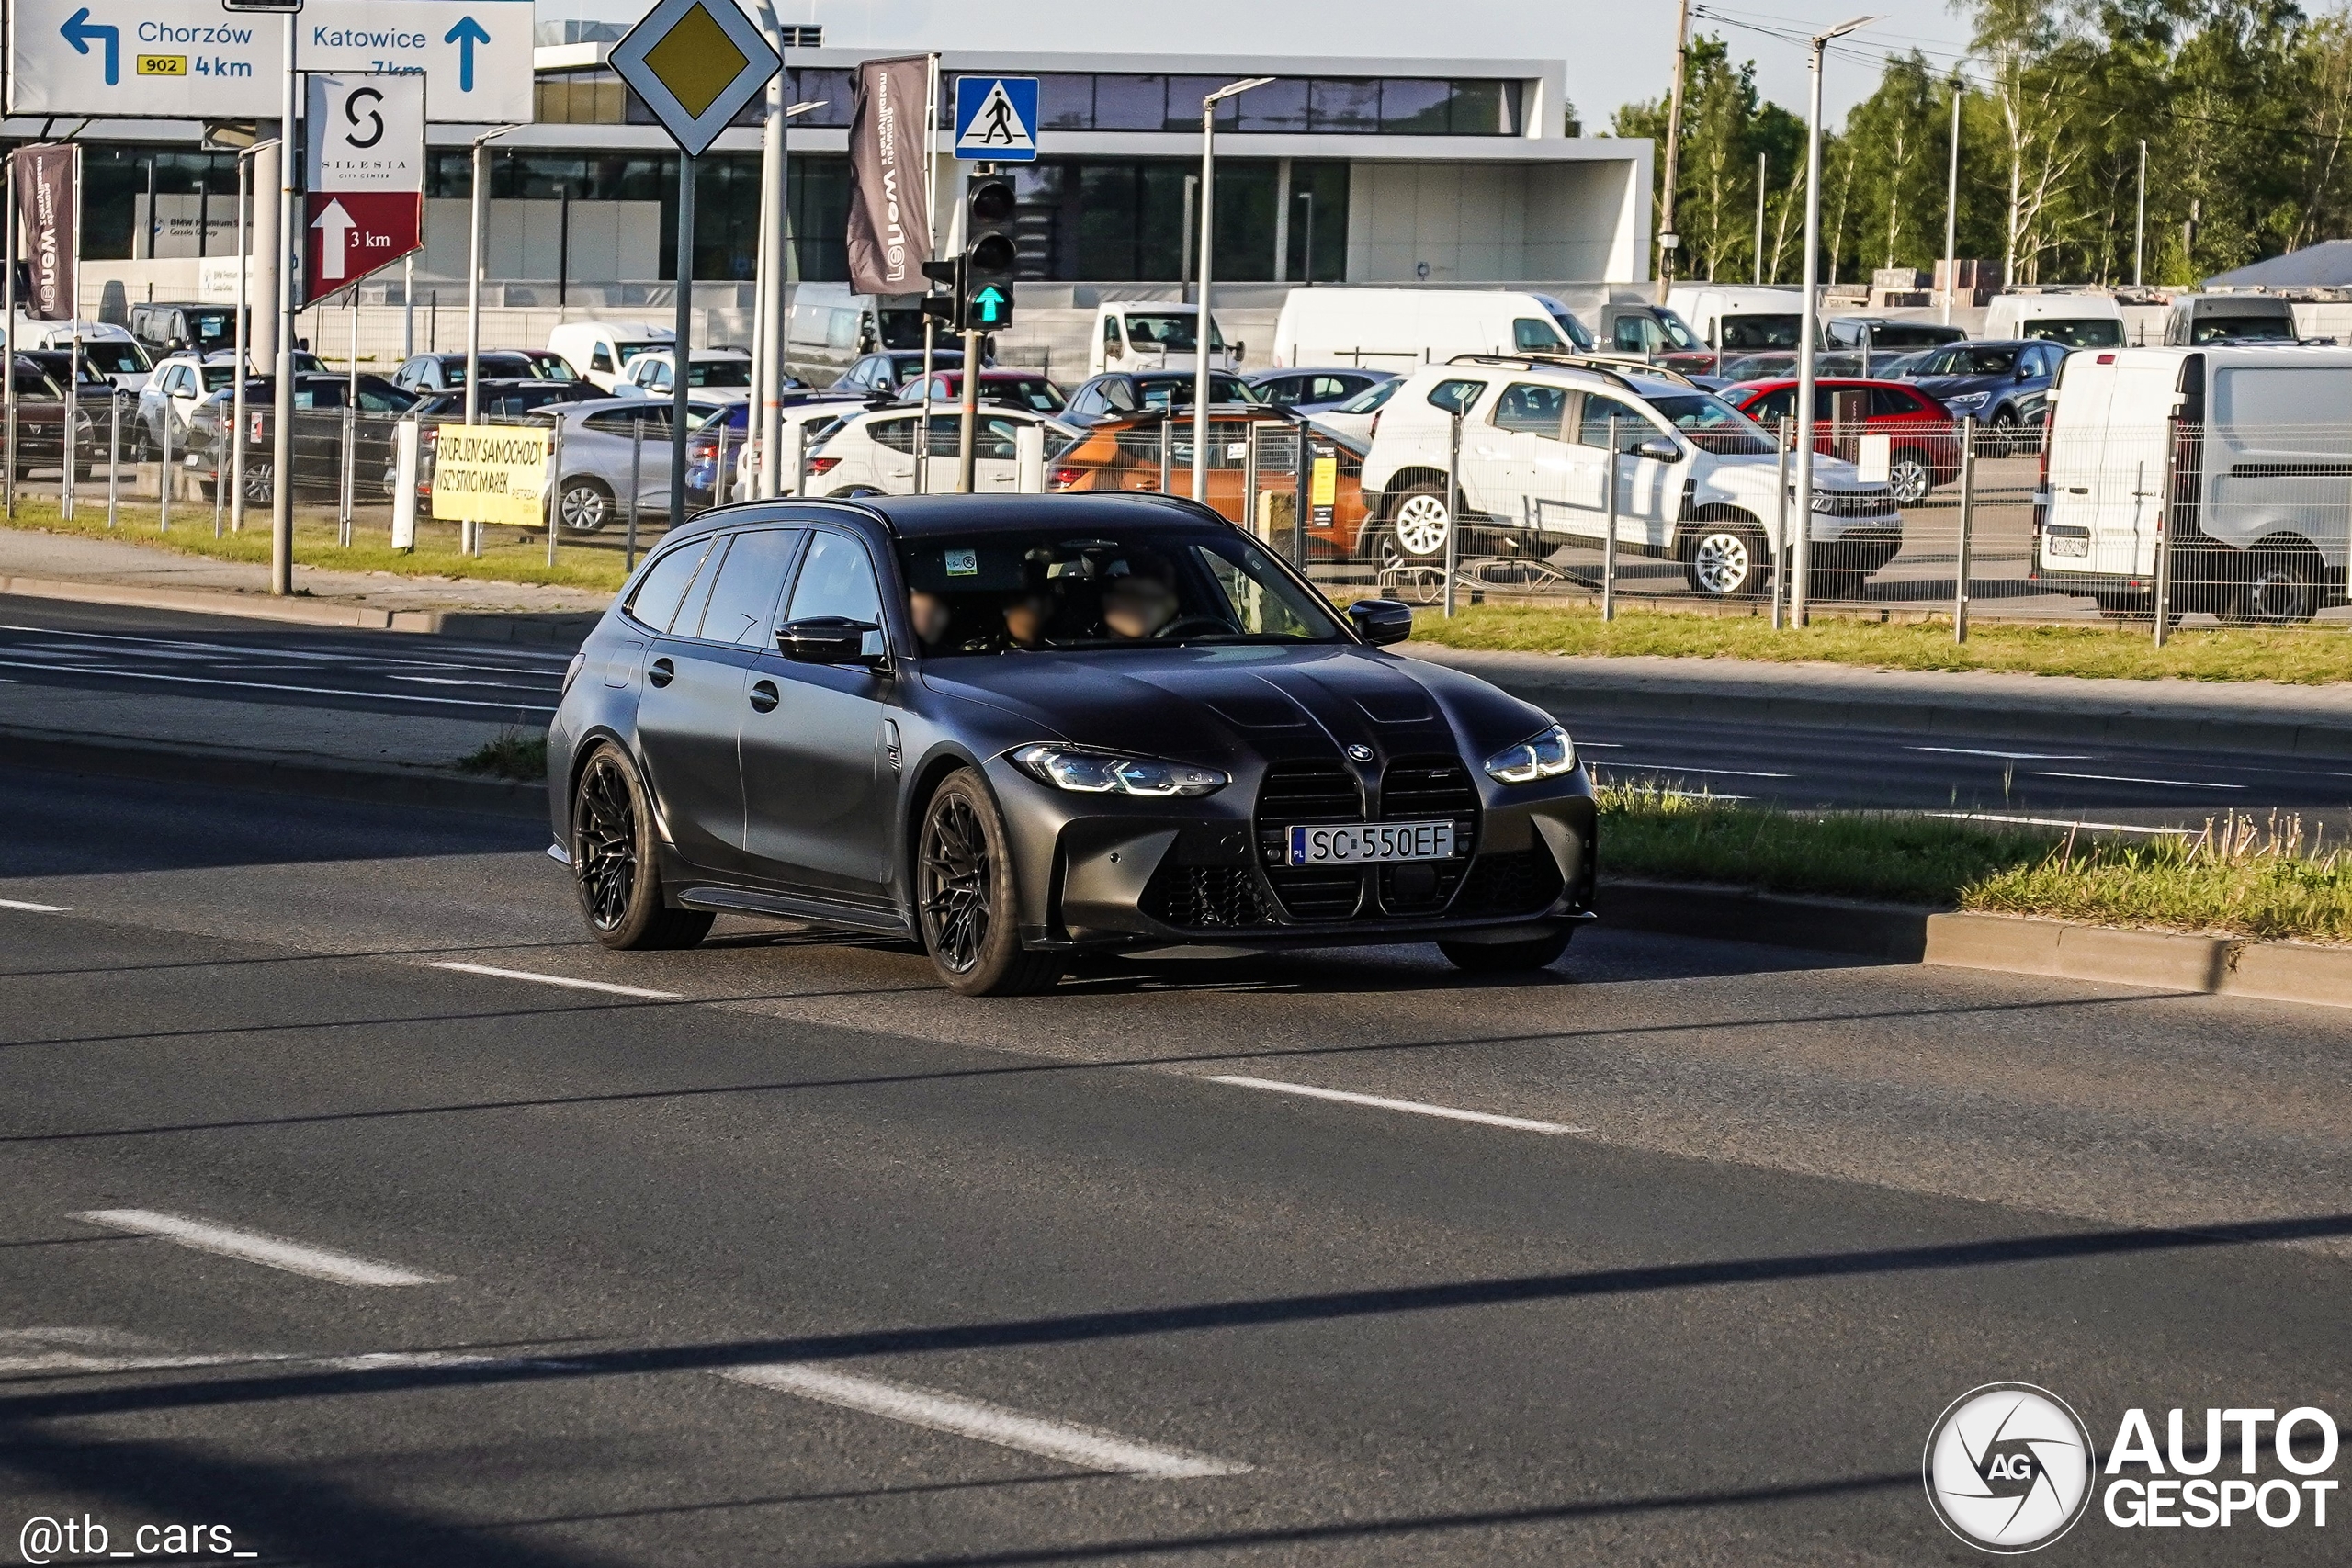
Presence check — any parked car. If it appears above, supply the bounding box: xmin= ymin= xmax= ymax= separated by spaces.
xmin=1719 ymin=377 xmax=1960 ymax=502
xmin=1821 ymin=317 xmax=1967 ymax=374
xmin=5 ymin=355 xmax=98 ymax=479
xmin=2036 ymin=345 xmax=2352 ymax=624
xmin=804 ymin=405 xmax=1079 ymax=496
xmin=388 ymin=382 xmax=612 ymax=506
xmin=547 ymin=321 xmax=675 ymax=392
xmin=2162 ymin=293 xmax=2300 ymax=346
xmin=1592 ymin=301 xmax=1714 ymax=376
xmin=1268 ymin=287 xmax=1591 ymax=372
xmin=1984 ymin=291 xmax=2128 ymax=348
xmin=1358 ymin=354 xmax=1900 ymax=596
xmin=892 ymin=369 xmax=1068 ymax=414
xmin=714 ymin=400 xmax=865 ymax=502
xmin=1664 ymin=284 xmax=1806 ymax=370
xmin=534 ymin=396 xmax=733 ymax=531
xmin=783 ymin=282 xmax=932 ymax=386
xmin=1306 ymin=377 xmax=1405 ymax=444
xmin=391 ymin=350 xmax=580 ymax=393
xmin=1064 ymin=371 xmax=1263 ymax=426
xmin=135 ymin=353 xmax=247 ymax=457
xmin=6 ymin=321 xmax=153 ymax=392
xmin=547 ymin=493 xmax=1596 ymax=990
xmin=128 ymin=301 xmax=244 ymax=361
xmin=1090 ymin=301 xmax=1241 ymax=376
xmin=831 ymin=349 xmax=967 ymax=397
xmin=1905 ymin=339 xmax=2070 ymax=449
xmin=620 ymin=348 xmax=754 ymax=402
xmin=183 ymin=373 xmax=417 ymax=503
xmin=1047 ymin=406 xmax=1374 ymax=558
xmin=1246 ymin=367 xmax=1395 ymax=412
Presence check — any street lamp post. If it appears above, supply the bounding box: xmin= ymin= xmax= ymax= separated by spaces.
xmin=1791 ymin=16 xmax=1878 ymax=627
xmin=1940 ymin=74 xmax=1962 ymax=326
xmin=1192 ymin=76 xmax=1274 ymax=504
xmin=230 ymin=138 xmax=279 ymax=536
xmin=269 ymin=11 xmax=297 ymax=595
xmin=463 ymin=123 xmax=522 ymax=554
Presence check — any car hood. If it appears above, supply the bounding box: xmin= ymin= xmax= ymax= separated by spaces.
xmin=919 ymin=643 xmax=1550 ymax=767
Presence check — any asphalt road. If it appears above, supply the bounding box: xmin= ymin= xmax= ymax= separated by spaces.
xmin=5 ymin=593 xmax=2346 ymax=829
xmin=1 ymin=763 xmax=2346 ymax=1565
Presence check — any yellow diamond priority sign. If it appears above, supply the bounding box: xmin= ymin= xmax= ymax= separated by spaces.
xmin=610 ymin=0 xmax=780 ymax=158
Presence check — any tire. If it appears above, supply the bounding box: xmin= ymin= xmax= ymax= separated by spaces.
xmin=1385 ymin=480 xmax=1453 ymax=562
xmin=1682 ymin=520 xmax=1770 ymax=598
xmin=1440 ymin=926 xmax=1573 ymax=974
xmin=570 ymin=742 xmax=715 ymax=952
xmin=915 ymin=770 xmax=1062 ymax=997
xmin=1989 ymin=409 xmax=2029 ymax=456
xmin=241 ymin=462 xmax=274 ymax=504
xmin=1887 ymin=449 xmax=1933 ymax=504
xmin=2223 ymin=549 xmax=2323 ymax=626
xmin=557 ymin=476 xmax=615 ymax=534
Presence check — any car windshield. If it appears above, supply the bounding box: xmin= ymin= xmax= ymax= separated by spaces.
xmin=2019 ymin=319 xmax=2125 ymax=348
xmin=1929 ymin=346 xmax=2022 ymax=375
xmin=1720 ymin=313 xmax=1804 ymax=350
xmin=1335 ymin=378 xmax=1400 ymax=414
xmin=2191 ymin=315 xmax=2295 ymax=344
xmin=199 ymin=365 xmax=240 ymax=391
xmin=686 ymin=358 xmax=752 ymax=388
xmin=980 ymin=375 xmax=1065 ymax=412
xmin=899 ymin=526 xmax=1346 ymax=655
xmin=1136 ymin=375 xmax=1261 ymax=409
xmin=1645 ymin=392 xmax=1778 ymax=455
xmin=67 ymin=342 xmax=150 ymax=375
xmin=616 ymin=341 xmax=666 ymax=364
xmin=526 ymin=352 xmax=579 ymax=380
xmin=1122 ymin=313 xmax=1226 ymax=352
xmin=186 ymin=313 xmax=236 ymax=349
xmin=1653 ymin=309 xmax=1702 ymax=351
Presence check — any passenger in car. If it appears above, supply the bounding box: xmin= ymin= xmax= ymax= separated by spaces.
xmin=908 ymin=589 xmax=953 ymax=650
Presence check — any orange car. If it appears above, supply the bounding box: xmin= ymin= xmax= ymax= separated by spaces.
xmin=1047 ymin=408 xmax=1376 ymax=560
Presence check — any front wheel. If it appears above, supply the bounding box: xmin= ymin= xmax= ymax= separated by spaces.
xmin=2223 ymin=551 xmax=2323 ymax=626
xmin=1887 ymin=449 xmax=1933 ymax=504
xmin=1440 ymin=926 xmax=1573 ymax=974
xmin=571 ymin=742 xmax=714 ymax=951
xmin=916 ymin=771 xmax=1061 ymax=997
xmin=1683 ymin=522 xmax=1770 ymax=598
xmin=1385 ymin=482 xmax=1453 ymax=562
xmin=558 ymin=476 xmax=615 ymax=533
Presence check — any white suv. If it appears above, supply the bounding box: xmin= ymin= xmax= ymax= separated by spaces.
xmin=1358 ymin=355 xmax=1900 ymax=597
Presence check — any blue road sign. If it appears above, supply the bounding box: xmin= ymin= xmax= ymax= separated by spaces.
xmin=954 ymin=76 xmax=1038 ymax=163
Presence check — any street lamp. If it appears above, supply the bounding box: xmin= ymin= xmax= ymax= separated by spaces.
xmin=1791 ymin=15 xmax=1878 ymax=626
xmin=461 ymin=122 xmax=523 ymax=555
xmin=1191 ymin=76 xmax=1274 ymax=503
xmin=229 ymin=137 xmax=280 ymax=537
xmin=752 ymin=97 xmax=829 ymax=498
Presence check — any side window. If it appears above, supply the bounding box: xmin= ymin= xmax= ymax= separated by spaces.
xmin=1426 ymin=377 xmax=1484 ymax=416
xmin=1102 ymin=378 xmax=1138 ymax=412
xmin=1577 ymin=394 xmax=1645 ymax=450
xmin=691 ymin=528 xmax=803 ymax=644
xmin=1612 ymin=317 xmax=1649 ymax=352
xmin=785 ymin=532 xmax=887 ymax=657
xmin=1747 ymin=387 xmax=1797 ymax=423
xmin=591 ymin=345 xmax=615 ymax=372
xmin=625 ymin=540 xmax=713 ymax=631
xmin=869 ymin=418 xmax=919 ymax=455
xmin=1870 ymin=387 xmax=1923 ymax=418
xmin=1493 ymin=382 xmax=1569 ymax=437
xmin=1102 ymin=316 xmax=1121 ymax=354
xmin=1512 ymin=317 xmax=1566 ymax=352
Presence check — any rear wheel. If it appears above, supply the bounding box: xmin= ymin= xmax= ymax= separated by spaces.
xmin=1386 ymin=482 xmax=1453 ymax=562
xmin=1441 ymin=926 xmax=1573 ymax=974
xmin=916 ymin=771 xmax=1062 ymax=997
xmin=1683 ymin=521 xmax=1770 ymax=598
xmin=558 ymin=476 xmax=615 ymax=533
xmin=2224 ymin=549 xmax=2323 ymax=626
xmin=571 ymin=743 xmax=714 ymax=951
xmin=1887 ymin=449 xmax=1933 ymax=504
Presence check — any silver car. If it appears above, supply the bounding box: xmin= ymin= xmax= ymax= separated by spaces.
xmin=537 ymin=396 xmax=730 ymax=532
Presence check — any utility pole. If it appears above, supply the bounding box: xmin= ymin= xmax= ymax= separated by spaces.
xmin=1941 ymin=74 xmax=1961 ymax=326
xmin=1658 ymin=0 xmax=1692 ymax=293
xmin=269 ymin=10 xmax=297 ymax=596
xmin=2133 ymin=140 xmax=2147 ymax=287
xmin=1192 ymin=77 xmax=1273 ymax=504
xmin=1753 ymin=152 xmax=1767 ymax=285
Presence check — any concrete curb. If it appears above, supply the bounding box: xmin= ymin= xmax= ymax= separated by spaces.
xmin=0 ymin=573 xmax=604 ymax=645
xmin=1601 ymin=878 xmax=2352 ymax=1008
xmin=0 ymin=727 xmax=549 ymax=820
xmin=1412 ymin=648 xmax=2352 ymax=759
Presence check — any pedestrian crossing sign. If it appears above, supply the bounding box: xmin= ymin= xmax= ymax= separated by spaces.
xmin=954 ymin=76 xmax=1038 ymax=162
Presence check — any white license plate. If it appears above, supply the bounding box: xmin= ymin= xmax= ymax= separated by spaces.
xmin=1288 ymin=820 xmax=1455 ymax=866
xmin=2047 ymin=534 xmax=2089 ymax=558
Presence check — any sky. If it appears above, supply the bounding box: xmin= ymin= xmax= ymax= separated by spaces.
xmin=548 ymin=1 xmax=1982 ymax=130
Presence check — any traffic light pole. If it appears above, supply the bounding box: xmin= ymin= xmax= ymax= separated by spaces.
xmin=957 ymin=327 xmax=979 ymax=492
xmin=671 ymin=153 xmax=695 ymax=526
xmin=270 ymin=11 xmax=297 ymax=595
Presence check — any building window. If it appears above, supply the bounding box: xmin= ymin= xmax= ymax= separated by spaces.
xmin=929 ymin=73 xmax=1521 ymax=136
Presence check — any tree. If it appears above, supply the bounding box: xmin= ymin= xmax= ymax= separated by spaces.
xmin=1615 ymin=35 xmax=1803 ymax=283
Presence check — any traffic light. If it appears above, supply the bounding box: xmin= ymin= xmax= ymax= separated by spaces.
xmin=920 ymin=258 xmax=959 ymax=329
xmin=960 ymin=174 xmax=1017 ymax=333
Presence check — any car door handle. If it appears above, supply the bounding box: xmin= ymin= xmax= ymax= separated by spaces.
xmin=647 ymin=657 xmax=674 ymax=688
xmin=748 ymin=679 xmax=780 ymax=713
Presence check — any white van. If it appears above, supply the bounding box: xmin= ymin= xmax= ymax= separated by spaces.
xmin=2036 ymin=345 xmax=2352 ymax=623
xmin=1665 ymin=285 xmax=1807 ymax=364
xmin=6 ymin=319 xmax=153 ymax=391
xmin=1089 ymin=301 xmax=1241 ymax=378
xmin=1984 ymin=291 xmax=2127 ymax=349
xmin=1268 ymin=288 xmax=1591 ymax=373
xmin=548 ymin=321 xmax=675 ymax=392
xmin=784 ymin=283 xmax=931 ymax=387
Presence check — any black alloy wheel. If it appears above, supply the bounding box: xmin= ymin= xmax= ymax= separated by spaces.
xmin=571 ymin=743 xmax=713 ymax=951
xmin=916 ymin=771 xmax=1061 ymax=997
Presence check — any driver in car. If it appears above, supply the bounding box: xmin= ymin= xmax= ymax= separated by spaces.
xmin=1001 ymin=592 xmax=1055 ymax=649
xmin=908 ymin=589 xmax=954 ymax=651
xmin=1101 ymin=571 xmax=1180 ymax=640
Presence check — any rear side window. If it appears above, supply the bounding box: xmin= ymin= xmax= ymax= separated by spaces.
xmin=870 ymin=418 xmax=920 ymax=455
xmin=1871 ymin=387 xmax=1930 ymax=417
xmin=693 ymin=528 xmax=803 ymax=644
xmin=1426 ymin=378 xmax=1484 ymax=415
xmin=1512 ymin=318 xmax=1566 ymax=352
xmin=1745 ymin=387 xmax=1797 ymax=423
xmin=626 ymin=541 xmax=712 ymax=632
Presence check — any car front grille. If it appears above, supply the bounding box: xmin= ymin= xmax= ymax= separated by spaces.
xmin=1375 ymin=758 xmax=1478 ymax=915
xmin=1256 ymin=759 xmax=1367 ymax=919
xmin=1140 ymin=864 xmax=1279 ymax=930
xmin=1813 ymin=490 xmax=1898 ymax=519
xmin=1250 ymin=755 xmax=1483 ymax=922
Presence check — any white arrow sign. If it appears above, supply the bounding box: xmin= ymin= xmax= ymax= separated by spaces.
xmin=311 ymin=199 xmax=357 ymax=281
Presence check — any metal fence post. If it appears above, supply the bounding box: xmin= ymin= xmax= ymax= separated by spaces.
xmin=1771 ymin=414 xmax=1791 ymax=629
xmin=546 ymin=416 xmax=563 ymax=569
xmin=715 ymin=416 xmax=731 ymax=508
xmin=107 ymin=396 xmax=120 ymax=530
xmin=627 ymin=418 xmax=643 ymax=572
xmin=1602 ymin=413 xmax=1620 ymax=621
xmin=159 ymin=409 xmax=173 ymax=534
xmin=1159 ymin=415 xmax=1172 ymax=495
xmin=1243 ymin=421 xmax=1259 ymax=538
xmin=1292 ymin=426 xmax=1309 ymax=565
xmin=2151 ymin=446 xmax=2174 ymax=649
xmin=1443 ymin=411 xmax=1463 ymax=618
xmin=1953 ymin=416 xmax=1976 ymax=643
xmin=338 ymin=405 xmax=355 ymax=547
xmin=62 ymin=349 xmax=78 ymax=522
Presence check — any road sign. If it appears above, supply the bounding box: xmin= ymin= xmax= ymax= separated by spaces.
xmin=608 ymin=0 xmax=780 ymax=159
xmin=4 ymin=0 xmax=530 ymax=120
xmin=431 ymin=423 xmax=548 ymax=526
xmin=954 ymin=76 xmax=1037 ymax=162
xmin=302 ymin=72 xmax=424 ymax=305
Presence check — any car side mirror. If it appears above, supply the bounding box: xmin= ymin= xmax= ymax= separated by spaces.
xmin=778 ymin=616 xmax=879 ymax=665
xmin=1635 ymin=436 xmax=1682 ymax=463
xmin=1347 ymin=598 xmax=1413 ymax=647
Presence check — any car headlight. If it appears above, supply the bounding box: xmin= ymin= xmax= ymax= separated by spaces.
xmin=1482 ymin=724 xmax=1577 ymax=784
xmin=1012 ymin=744 xmax=1228 ymax=798
xmin=1944 ymin=391 xmax=1990 ymax=410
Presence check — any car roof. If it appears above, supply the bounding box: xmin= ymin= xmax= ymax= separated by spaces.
xmin=865 ymin=492 xmax=1230 ymax=537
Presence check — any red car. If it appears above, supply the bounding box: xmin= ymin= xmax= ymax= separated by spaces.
xmin=1722 ymin=377 xmax=1958 ymax=503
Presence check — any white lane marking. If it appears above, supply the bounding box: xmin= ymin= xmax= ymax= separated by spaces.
xmin=0 ymin=619 xmax=576 ymax=671
xmin=0 ymin=1328 xmax=566 ymax=1377
xmin=1924 ymin=811 xmax=2188 ymax=836
xmin=1207 ymin=1075 xmax=1587 ymax=1134
xmin=2030 ymin=770 xmax=2245 ymax=790
xmin=1574 ymin=740 xmax=1624 ymax=749
xmin=718 ymin=1363 xmax=1251 ymax=1478
xmin=0 ymin=657 xmax=557 ymax=714
xmin=0 ymin=897 xmax=68 ymax=912
xmin=389 ymin=675 xmax=529 ymax=688
xmin=1605 ymin=762 xmax=1792 ymax=779
xmin=71 ymin=1210 xmax=449 ymax=1287
xmin=1912 ymin=746 xmax=2094 ymax=761
xmin=427 ymin=961 xmax=680 ymax=999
